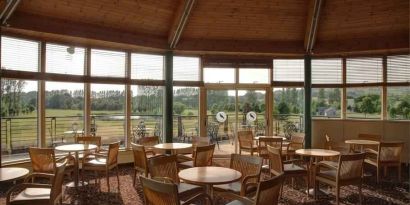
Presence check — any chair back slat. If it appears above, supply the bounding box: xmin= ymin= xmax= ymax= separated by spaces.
xmin=107 ymin=142 xmax=120 ymax=166
xmin=138 ymin=136 xmax=160 ymax=147
xmin=148 ymin=155 xmax=180 ymax=183
xmin=289 ymin=135 xmax=304 ymax=150
xmin=379 ymin=142 xmax=403 ymax=162
xmin=267 ymin=145 xmax=284 ymax=176
xmin=194 ymin=144 xmax=215 ymax=167
xmin=29 ymin=147 xmax=56 ymax=173
xmin=230 ymin=154 xmax=262 ymax=183
xmin=238 ymin=130 xmax=254 ymax=148
xmin=50 ymin=160 xmax=67 ymax=203
xmin=140 ymin=176 xmax=180 ymax=205
xmin=255 ymin=174 xmax=285 ymax=205
xmin=191 ymin=136 xmax=210 ymax=147
xmin=338 ymin=153 xmax=365 ymax=180
xmin=258 ymin=137 xmax=282 ymax=159
xmin=131 ymin=143 xmax=148 ymax=174
xmin=77 ymin=136 xmax=102 ymax=155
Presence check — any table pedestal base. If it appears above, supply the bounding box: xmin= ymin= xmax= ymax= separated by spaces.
xmin=65 ymin=181 xmax=89 ymax=188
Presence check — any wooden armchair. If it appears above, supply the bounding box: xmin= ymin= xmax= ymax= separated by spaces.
xmin=147 ymin=155 xmax=204 ymax=200
xmin=76 ymin=136 xmax=103 ymax=159
xmin=139 ymin=176 xmax=212 ymax=205
xmin=6 ymin=160 xmax=67 ymax=205
xmin=138 ymin=136 xmax=160 ymax=155
xmin=214 ymin=154 xmax=263 ymax=196
xmin=81 ymin=142 xmax=120 ymax=192
xmin=131 ymin=143 xmax=150 ymax=186
xmin=267 ymin=145 xmax=308 ymax=197
xmin=223 ymin=174 xmax=285 ymax=205
xmin=258 ymin=137 xmax=282 ymax=168
xmin=29 ymin=147 xmax=74 ymax=182
xmin=238 ymin=130 xmax=257 ymax=156
xmin=179 ymin=144 xmax=215 ymax=169
xmin=315 ymin=153 xmax=366 ymax=205
xmin=282 ymin=135 xmax=304 ymax=160
xmin=177 ymin=136 xmax=211 ymax=162
xmin=364 ymin=142 xmax=403 ymax=183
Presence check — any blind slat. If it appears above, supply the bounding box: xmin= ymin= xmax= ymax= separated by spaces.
xmin=312 ymin=59 xmax=342 ymax=84
xmin=1 ymin=36 xmax=39 ymax=72
xmin=91 ymin=49 xmax=126 ymax=77
xmin=173 ymin=56 xmax=199 ymax=81
xmin=387 ymin=55 xmax=410 ymax=83
xmin=46 ymin=43 xmax=85 ymax=75
xmin=131 ymin=54 xmax=164 ymax=80
xmin=347 ymin=57 xmax=383 ymax=84
xmin=273 ymin=59 xmax=304 ymax=82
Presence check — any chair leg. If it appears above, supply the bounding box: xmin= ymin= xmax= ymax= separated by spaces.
xmin=398 ymin=163 xmax=401 ymax=182
xmin=336 ymin=185 xmax=340 ymax=205
xmin=358 ymin=182 xmax=363 ymax=205
xmin=133 ymin=169 xmax=137 ymax=186
xmin=376 ymin=166 xmax=380 ymax=184
xmin=106 ymin=170 xmax=110 ymax=192
xmin=383 ymin=166 xmax=387 ymax=177
xmin=81 ymin=168 xmax=85 ymax=186
xmin=307 ymin=175 xmax=311 ymax=198
xmin=116 ymin=166 xmax=120 ymax=191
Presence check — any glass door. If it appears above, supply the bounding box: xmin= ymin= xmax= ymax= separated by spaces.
xmin=237 ymin=90 xmax=267 ymax=136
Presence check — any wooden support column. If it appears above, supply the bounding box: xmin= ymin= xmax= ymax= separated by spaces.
xmin=341 ymin=58 xmax=347 ymax=119
xmin=164 ymin=51 xmax=173 ymax=143
xmin=304 ymin=55 xmax=312 ymax=149
xmin=382 ymin=56 xmax=388 ymax=120
xmin=125 ymin=52 xmax=132 ymax=148
xmin=84 ymin=48 xmax=91 ymax=136
xmin=38 ymin=41 xmax=46 ymax=147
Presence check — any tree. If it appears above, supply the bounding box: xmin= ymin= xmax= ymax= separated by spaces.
xmin=173 ymin=102 xmax=186 ymax=115
xmin=358 ymin=96 xmax=376 ymax=118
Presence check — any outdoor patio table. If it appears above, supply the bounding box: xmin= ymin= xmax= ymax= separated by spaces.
xmin=153 ymin=143 xmax=192 ymax=155
xmin=55 ymin=143 xmax=97 ymax=188
xmin=179 ymin=166 xmax=241 ymax=201
xmin=296 ymin=148 xmax=340 ymax=196
xmin=0 ymin=167 xmax=29 ymax=183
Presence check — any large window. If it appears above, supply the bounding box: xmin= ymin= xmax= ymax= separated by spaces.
xmin=91 ymin=49 xmax=126 ymax=77
xmin=46 ymin=44 xmax=85 ymax=75
xmin=346 ymin=87 xmax=381 ymax=119
xmin=239 ymin=68 xmax=269 ymax=84
xmin=91 ymin=84 xmax=125 ymax=146
xmin=347 ymin=57 xmax=383 ymax=84
xmin=273 ymin=59 xmax=304 ymax=82
xmin=1 ymin=36 xmax=39 ymax=72
xmin=173 ymin=56 xmax=200 ymax=81
xmin=273 ymin=88 xmax=304 ymax=135
xmin=312 ymin=88 xmax=341 ymax=118
xmin=131 ymin=53 xmax=164 ymax=80
xmin=45 ymin=82 xmax=84 ymax=147
xmin=173 ymin=87 xmax=199 ymax=141
xmin=387 ymin=87 xmax=410 ymax=120
xmin=312 ymin=59 xmax=342 ymax=84
xmin=1 ymin=79 xmax=38 ymax=163
xmin=203 ymin=68 xmax=235 ymax=83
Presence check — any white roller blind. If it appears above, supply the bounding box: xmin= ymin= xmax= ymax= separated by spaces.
xmin=203 ymin=67 xmax=235 ymax=83
xmin=239 ymin=68 xmax=270 ymax=84
xmin=387 ymin=55 xmax=410 ymax=83
xmin=46 ymin=43 xmax=85 ymax=75
xmin=131 ymin=53 xmax=164 ymax=80
xmin=273 ymin=59 xmax=304 ymax=82
xmin=347 ymin=57 xmax=382 ymax=84
xmin=91 ymin=49 xmax=126 ymax=77
xmin=1 ymin=36 xmax=39 ymax=72
xmin=312 ymin=59 xmax=342 ymax=84
xmin=173 ymin=56 xmax=199 ymax=81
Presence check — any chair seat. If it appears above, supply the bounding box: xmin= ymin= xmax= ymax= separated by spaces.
xmin=317 ymin=170 xmax=337 ymax=180
xmin=226 ymin=200 xmax=248 ymax=205
xmin=364 ymin=158 xmax=377 ymax=166
xmin=214 ymin=181 xmax=257 ymax=194
xmin=178 ymin=183 xmax=203 ymax=196
xmin=13 ymin=188 xmax=51 ymax=202
xmin=178 ymin=160 xmax=193 ymax=169
xmin=320 ymin=160 xmax=339 ymax=168
xmin=284 ymin=163 xmax=306 ymax=174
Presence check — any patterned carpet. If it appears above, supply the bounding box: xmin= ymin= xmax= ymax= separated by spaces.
xmin=0 ymin=158 xmax=408 ymax=205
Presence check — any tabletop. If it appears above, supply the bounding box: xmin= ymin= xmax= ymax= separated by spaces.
xmin=153 ymin=143 xmax=192 ymax=150
xmin=179 ymin=166 xmax=242 ymax=185
xmin=55 ymin=143 xmax=97 ymax=152
xmin=0 ymin=167 xmax=29 ymax=182
xmin=64 ymin=130 xmax=85 ymax=134
xmin=345 ymin=139 xmax=380 ymax=145
xmin=254 ymin=136 xmax=287 ymax=140
xmin=296 ymin=149 xmax=340 ymax=157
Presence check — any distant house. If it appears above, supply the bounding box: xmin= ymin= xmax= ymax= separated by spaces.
xmin=324 ymin=108 xmax=337 ymax=117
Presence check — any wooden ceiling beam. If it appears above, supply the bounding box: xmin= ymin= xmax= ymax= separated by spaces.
xmin=0 ymin=0 xmax=21 ymax=25
xmin=5 ymin=11 xmax=168 ymax=50
xmin=168 ymin=0 xmax=197 ymax=49
xmin=304 ymin=0 xmax=323 ymax=54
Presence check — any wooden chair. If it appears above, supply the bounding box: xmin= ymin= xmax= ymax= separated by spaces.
xmin=81 ymin=142 xmax=120 ymax=192
xmin=139 ymin=176 xmax=212 ymax=205
xmin=364 ymin=142 xmax=403 ymax=183
xmin=258 ymin=137 xmax=282 ymax=168
xmin=179 ymin=144 xmax=215 ymax=169
xmin=267 ymin=145 xmax=309 ymax=197
xmin=138 ymin=136 xmax=160 ymax=155
xmin=131 ymin=143 xmax=151 ymax=186
xmin=6 ymin=160 xmax=67 ymax=205
xmin=224 ymin=174 xmax=285 ymax=205
xmin=315 ymin=153 xmax=366 ymax=205
xmin=214 ymin=154 xmax=263 ymax=196
xmin=351 ymin=133 xmax=381 ymax=152
xmin=177 ymin=136 xmax=211 ymax=162
xmin=76 ymin=136 xmax=103 ymax=160
xmin=282 ymin=135 xmax=304 ymax=160
xmin=238 ymin=130 xmax=257 ymax=156
xmin=28 ymin=147 xmax=74 ymax=182
xmin=147 ymin=155 xmax=204 ymax=200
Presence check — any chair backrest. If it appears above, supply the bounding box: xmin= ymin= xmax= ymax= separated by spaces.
xmin=324 ymin=134 xmax=332 ymax=150
xmin=107 ymin=142 xmax=120 ymax=166
xmin=50 ymin=160 xmax=67 ymax=204
xmin=254 ymin=174 xmax=285 ymax=205
xmin=131 ymin=142 xmax=149 ymax=175
xmin=76 ymin=136 xmax=102 ymax=154
xmin=29 ymin=147 xmax=56 ymax=173
xmin=378 ymin=142 xmax=403 ymax=162
xmin=140 ymin=176 xmax=180 ymax=205
xmin=139 ymin=136 xmax=160 ymax=147
xmin=148 ymin=155 xmax=179 ymax=183
xmin=230 ymin=154 xmax=262 ymax=183
xmin=258 ymin=137 xmax=282 ymax=159
xmin=238 ymin=130 xmax=254 ymax=149
xmin=337 ymin=153 xmax=365 ymax=181
xmin=289 ymin=135 xmax=304 ymax=150
xmin=191 ymin=136 xmax=210 ymax=147
xmin=193 ymin=144 xmax=215 ymax=167
xmin=267 ymin=145 xmax=284 ymax=176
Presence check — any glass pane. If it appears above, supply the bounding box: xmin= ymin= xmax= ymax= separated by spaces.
xmin=237 ymin=90 xmax=266 ymax=136
xmin=273 ymin=88 xmax=304 ymax=136
xmin=312 ymin=88 xmax=341 ymax=118
xmin=131 ymin=85 xmax=164 ymax=142
xmin=203 ymin=68 xmax=235 ymax=83
xmin=239 ymin=69 xmax=269 ymax=84
xmin=1 ymin=79 xmax=38 ymax=164
xmin=273 ymin=59 xmax=304 ymax=82
xmin=346 ymin=87 xmax=381 ymax=119
xmin=91 ymin=49 xmax=126 ymax=77
xmin=1 ymin=36 xmax=39 ymax=72
xmin=173 ymin=56 xmax=200 ymax=81
xmin=173 ymin=87 xmax=199 ymax=142
xmin=387 ymin=87 xmax=410 ymax=120
xmin=207 ymin=90 xmax=236 ymax=156
xmin=45 ymin=82 xmax=84 ymax=147
xmin=91 ymin=84 xmax=125 ymax=146
xmin=312 ymin=59 xmax=342 ymax=84
xmin=131 ymin=53 xmax=164 ymax=80
xmin=46 ymin=43 xmax=85 ymax=75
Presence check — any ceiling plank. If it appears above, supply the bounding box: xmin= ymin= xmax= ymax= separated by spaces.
xmin=168 ymin=0 xmax=197 ymax=49
xmin=304 ymin=0 xmax=323 ymax=54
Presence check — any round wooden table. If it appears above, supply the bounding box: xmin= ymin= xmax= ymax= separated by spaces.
xmin=254 ymin=136 xmax=287 ymax=141
xmin=0 ymin=167 xmax=29 ymax=183
xmin=179 ymin=166 xmax=242 ymax=200
xmin=296 ymin=149 xmax=340 ymax=197
xmin=55 ymin=144 xmax=97 ymax=188
xmin=345 ymin=139 xmax=379 ymax=152
xmin=153 ymin=143 xmax=192 ymax=154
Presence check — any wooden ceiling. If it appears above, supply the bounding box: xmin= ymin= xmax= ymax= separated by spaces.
xmin=1 ymin=0 xmax=408 ymax=56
